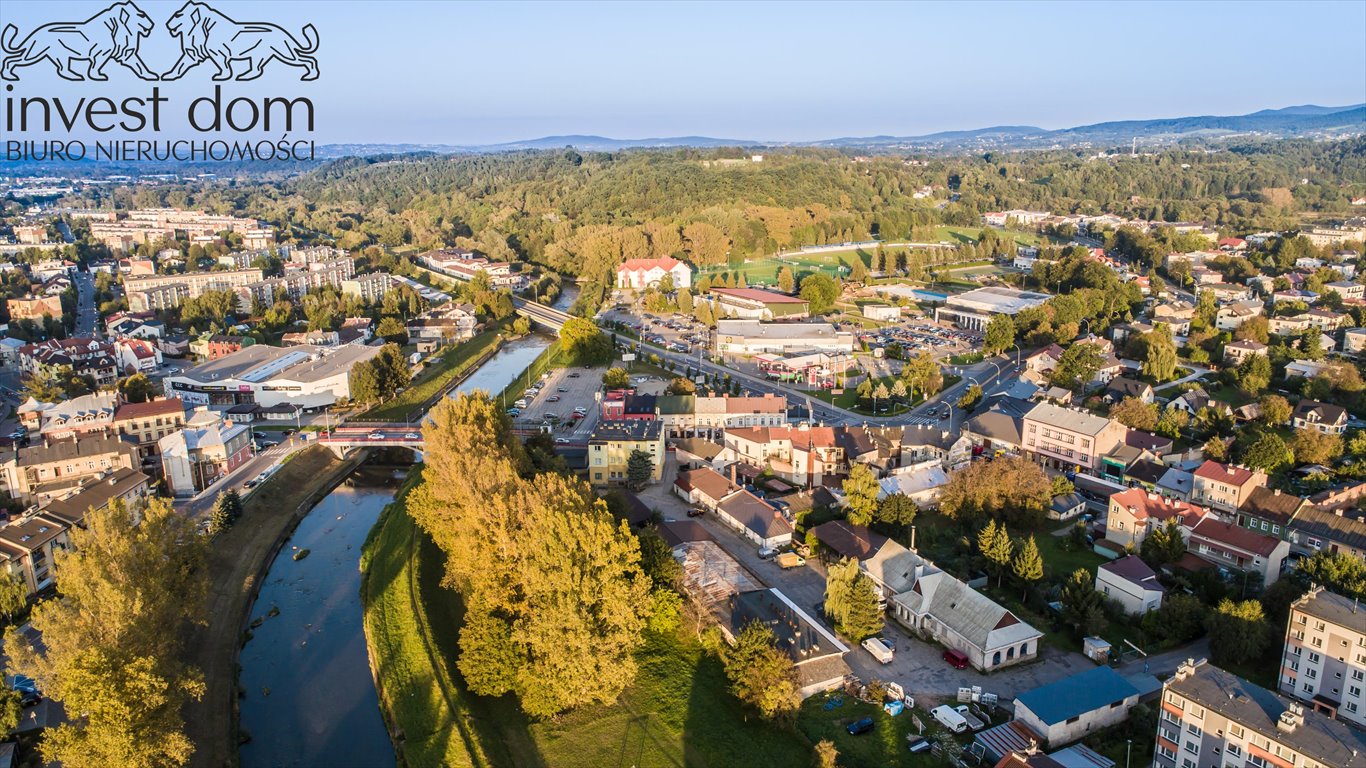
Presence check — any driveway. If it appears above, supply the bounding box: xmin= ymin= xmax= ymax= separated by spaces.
xmin=636 ymin=455 xmax=1111 ymax=707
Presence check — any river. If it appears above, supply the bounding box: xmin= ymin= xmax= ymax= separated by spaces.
xmin=237 ymin=324 xmax=560 ymax=768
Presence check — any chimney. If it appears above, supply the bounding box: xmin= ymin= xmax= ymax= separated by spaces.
xmin=729 ymin=463 xmax=737 ymax=487
xmin=1273 ymin=489 xmax=1280 ymax=496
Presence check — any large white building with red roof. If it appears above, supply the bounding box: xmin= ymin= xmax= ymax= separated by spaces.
xmin=615 ymin=257 xmax=692 ymax=290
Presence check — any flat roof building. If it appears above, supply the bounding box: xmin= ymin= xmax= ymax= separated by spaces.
xmin=715 ymin=320 xmax=854 ymax=355
xmin=935 ymin=287 xmax=1050 ymax=331
xmin=162 ymin=343 xmax=384 ymax=410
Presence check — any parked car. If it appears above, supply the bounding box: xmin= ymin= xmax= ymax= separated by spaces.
xmin=568 ymin=371 xmax=581 ymax=378
xmin=906 ymin=735 xmax=931 ymax=754
xmin=547 ymin=395 xmax=561 ymax=402
xmin=942 ymin=648 xmax=970 ymax=670
xmin=687 ymin=507 xmax=706 ymax=518
xmin=845 ymin=717 xmax=875 ymax=736
xmin=757 ymin=546 xmax=777 ymax=560
xmin=862 ymin=636 xmax=895 ymax=664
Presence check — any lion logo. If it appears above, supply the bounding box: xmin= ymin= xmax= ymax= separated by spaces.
xmin=1 ymin=2 xmax=159 ymax=81
xmin=161 ymin=1 xmax=319 ymax=82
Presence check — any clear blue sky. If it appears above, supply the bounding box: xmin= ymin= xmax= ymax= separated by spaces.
xmin=6 ymin=0 xmax=1365 ymax=144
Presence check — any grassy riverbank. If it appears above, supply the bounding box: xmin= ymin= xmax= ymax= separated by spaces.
xmin=361 ymin=482 xmax=812 ymax=768
xmin=362 ymin=321 xmax=512 ymax=422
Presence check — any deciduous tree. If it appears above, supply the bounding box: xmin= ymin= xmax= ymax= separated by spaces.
xmin=602 ymin=367 xmax=630 ymax=388
xmin=1206 ymin=599 xmax=1271 ymax=666
xmin=1259 ymin=395 xmax=1292 ymax=426
xmin=1111 ymin=397 xmax=1159 ymax=431
xmin=984 ymin=314 xmax=1015 ymax=356
xmin=822 ymin=558 xmax=883 ymax=641
xmin=723 ymin=622 xmax=799 ymax=720
xmin=940 ymin=456 xmax=1052 ymax=526
xmin=4 ymin=499 xmax=207 ymax=768
xmin=842 ymin=464 xmax=881 ymax=527
xmin=799 ymin=274 xmax=839 ymax=314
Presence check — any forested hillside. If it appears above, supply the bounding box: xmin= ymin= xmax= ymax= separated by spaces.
xmin=63 ymin=139 xmax=1366 ymax=302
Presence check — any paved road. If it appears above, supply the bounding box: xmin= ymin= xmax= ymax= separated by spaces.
xmin=178 ymin=439 xmax=300 ymax=518
xmin=73 ymin=270 xmax=96 ymax=337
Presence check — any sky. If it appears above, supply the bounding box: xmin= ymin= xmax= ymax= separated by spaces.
xmin=5 ymin=0 xmax=1366 ymax=145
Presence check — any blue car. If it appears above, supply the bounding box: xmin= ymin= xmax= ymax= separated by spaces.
xmin=846 ymin=717 xmax=875 ymax=736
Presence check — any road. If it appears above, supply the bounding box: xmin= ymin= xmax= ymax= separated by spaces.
xmin=178 ymin=438 xmax=300 ymax=518
xmin=73 ymin=270 xmax=96 ymax=337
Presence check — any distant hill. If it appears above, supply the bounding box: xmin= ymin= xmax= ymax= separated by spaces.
xmin=309 ymin=103 xmax=1363 ymax=158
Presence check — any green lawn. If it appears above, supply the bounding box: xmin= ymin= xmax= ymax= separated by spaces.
xmin=362 ymin=322 xmax=510 ymax=422
xmin=362 ymin=488 xmax=813 ymax=768
xmin=797 ymin=693 xmax=963 ymax=768
xmin=696 ymin=250 xmax=865 ymax=286
xmin=1032 ymin=525 xmax=1107 ymax=583
xmin=948 ymin=352 xmax=984 ymax=366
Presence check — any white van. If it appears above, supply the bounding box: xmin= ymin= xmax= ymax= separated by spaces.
xmin=862 ymin=637 xmax=894 ymax=664
xmin=931 ymin=704 xmax=969 ymax=733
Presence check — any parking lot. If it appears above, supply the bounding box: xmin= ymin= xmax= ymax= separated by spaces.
xmin=511 ymin=365 xmax=605 ymax=440
xmin=856 ymin=320 xmax=982 ymax=360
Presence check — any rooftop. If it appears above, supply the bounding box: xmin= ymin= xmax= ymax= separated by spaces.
xmin=710 ymin=287 xmax=808 ymax=304
xmin=1188 ymin=517 xmax=1283 ymax=557
xmin=717 ymin=489 xmax=791 ymax=539
xmin=1164 ymin=660 xmax=1366 ymax=768
xmin=946 ymin=286 xmax=1051 ymax=315
xmin=1024 ymin=402 xmax=1116 ymax=437
xmin=715 ymin=320 xmax=848 ymax=341
xmin=1098 ymin=555 xmax=1165 ymax=592
xmin=1292 ymin=586 xmax=1366 ymax=630
xmin=590 ymin=419 xmax=661 ymax=442
xmin=40 ymin=468 xmax=149 ymax=527
xmin=1192 ymin=460 xmax=1260 ymax=486
xmin=113 ymin=397 xmax=186 ymax=422
xmin=173 ymin=343 xmax=383 ymax=386
xmin=1016 ymin=665 xmax=1141 ymax=726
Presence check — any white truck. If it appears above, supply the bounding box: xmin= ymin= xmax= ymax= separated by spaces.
xmin=931 ymin=704 xmax=969 ymax=733
xmin=861 ymin=637 xmax=894 ymax=664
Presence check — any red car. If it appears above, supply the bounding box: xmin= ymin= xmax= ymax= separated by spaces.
xmin=943 ymin=649 xmax=970 ymax=670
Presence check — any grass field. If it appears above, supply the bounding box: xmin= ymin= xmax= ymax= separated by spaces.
xmin=362 ymin=492 xmax=814 ymax=768
xmin=362 ymin=323 xmax=510 ymax=422
xmin=695 ymin=249 xmax=865 ymax=285
xmin=797 ymin=693 xmax=957 ymax=768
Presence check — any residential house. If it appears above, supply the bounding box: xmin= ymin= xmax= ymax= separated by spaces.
xmin=1344 ymin=328 xmax=1366 ymax=356
xmin=1279 ymin=586 xmax=1366 ymax=726
xmin=724 ymin=425 xmax=842 ymax=487
xmin=587 ymin=420 xmax=664 ymax=486
xmin=19 ymin=391 xmax=118 ymax=437
xmin=1324 ymin=281 xmax=1365 ymax=301
xmin=877 ymin=460 xmax=949 ymax=509
xmin=1186 ymin=517 xmax=1290 ymax=586
xmin=1153 ymin=659 xmax=1366 ymax=768
xmin=1095 ymin=556 xmax=1165 ymax=615
xmin=1191 ymin=461 xmax=1267 ymax=514
xmin=890 ymin=568 xmax=1043 ymax=671
xmin=1199 ymin=283 xmax=1254 ymax=303
xmin=900 ymin=425 xmax=972 ymax=469
xmin=17 ymin=337 xmax=120 ymax=387
xmin=1153 ymin=302 xmax=1196 ymax=335
xmin=672 ymin=466 xmax=736 ymax=510
xmin=1286 ymin=359 xmax=1332 ymax=379
xmin=673 ymin=438 xmax=728 ymax=470
xmin=1104 ymin=377 xmax=1154 ymax=405
xmin=1292 ymin=400 xmax=1348 ymax=435
xmin=1237 ymin=486 xmax=1310 ymax=543
xmin=1105 ymin=488 xmax=1209 ymax=549
xmin=405 ymin=303 xmax=478 ymax=343
xmin=1215 ymin=301 xmax=1264 ymax=332
xmin=112 ymin=397 xmax=186 ymax=460
xmin=157 ymin=410 xmax=251 ymax=497
xmin=714 ymin=489 xmax=792 ymax=549
xmin=40 ymin=467 xmax=151 ymax=529
xmin=1020 ymin=403 xmax=1127 ymax=473
xmin=0 ymin=513 xmax=71 ymax=595
xmin=1286 ymin=505 xmax=1366 ymax=561
xmin=1223 ymin=340 xmax=1269 ymax=365
xmin=1023 ymin=344 xmax=1065 ymax=377
xmin=965 ymin=411 xmax=1024 ymax=455
xmin=1014 ymin=666 xmax=1146 ymax=747
xmin=0 ymin=433 xmax=139 ymax=505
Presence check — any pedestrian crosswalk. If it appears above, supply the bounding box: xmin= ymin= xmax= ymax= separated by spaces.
xmin=899 ymin=415 xmax=938 ymax=426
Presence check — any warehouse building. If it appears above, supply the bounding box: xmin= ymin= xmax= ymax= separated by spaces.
xmin=162 ymin=343 xmax=384 ymax=410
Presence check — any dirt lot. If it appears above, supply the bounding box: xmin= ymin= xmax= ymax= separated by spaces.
xmin=183 ymin=446 xmax=364 ymax=768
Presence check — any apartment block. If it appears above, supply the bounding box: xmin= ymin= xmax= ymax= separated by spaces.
xmin=1280 ymin=586 xmax=1366 ymax=727
xmin=1020 ymin=402 xmax=1126 ymax=472
xmin=1191 ymin=461 xmax=1267 ymax=514
xmin=1156 ymin=659 xmax=1366 ymax=768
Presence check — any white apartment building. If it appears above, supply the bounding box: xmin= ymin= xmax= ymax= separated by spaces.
xmin=1020 ymin=402 xmax=1126 ymax=473
xmin=1280 ymin=586 xmax=1366 ymax=727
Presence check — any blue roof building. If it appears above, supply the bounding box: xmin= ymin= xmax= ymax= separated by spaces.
xmin=1014 ymin=665 xmax=1143 ymax=747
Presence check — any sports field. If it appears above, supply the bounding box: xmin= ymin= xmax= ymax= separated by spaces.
xmin=695 ymin=248 xmax=864 ymax=286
